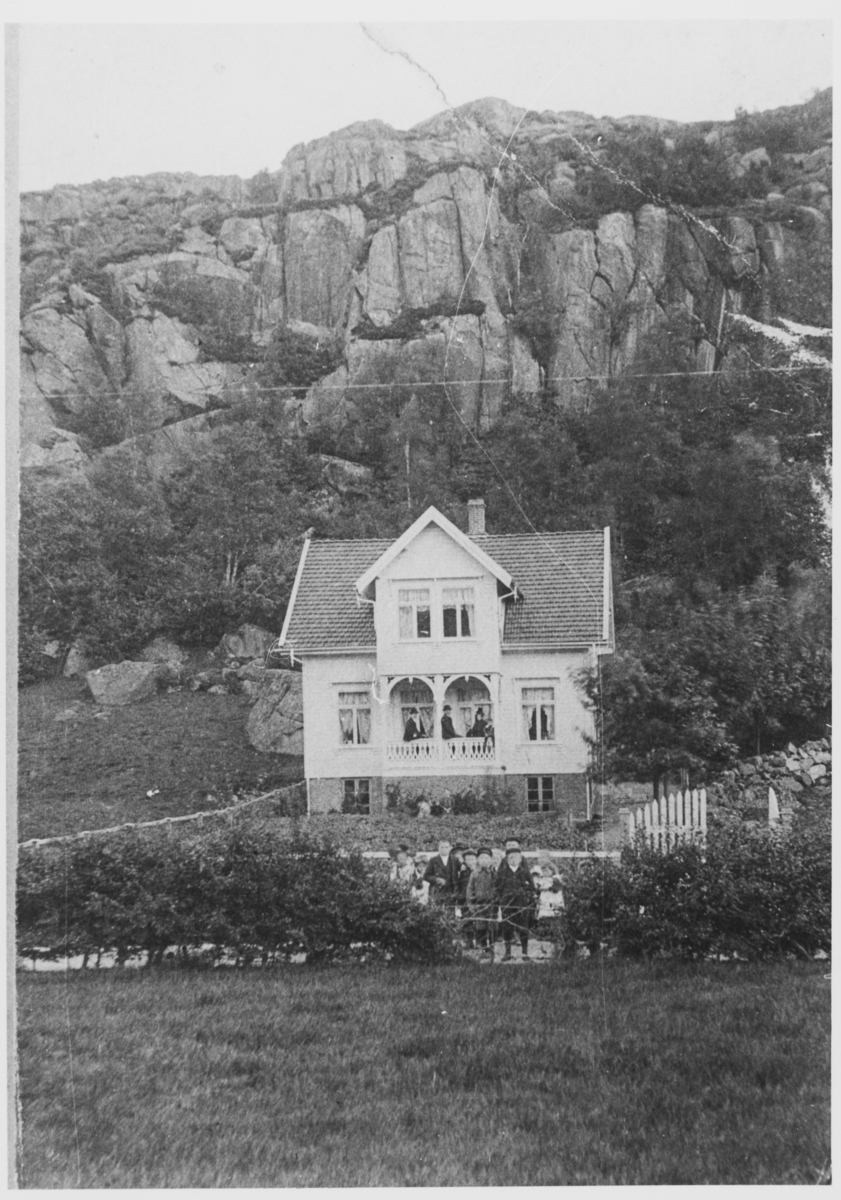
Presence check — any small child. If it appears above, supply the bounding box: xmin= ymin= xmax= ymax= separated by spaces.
xmin=458 ymin=848 xmax=478 ymax=947
xmin=389 ymin=844 xmax=416 ymax=889
xmin=466 ymin=847 xmax=497 ymax=958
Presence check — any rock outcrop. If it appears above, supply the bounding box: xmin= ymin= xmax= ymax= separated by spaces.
xmin=246 ymin=670 xmax=304 ymax=755
xmin=218 ymin=624 xmax=277 ymax=661
xmin=18 ymin=91 xmax=831 ymax=478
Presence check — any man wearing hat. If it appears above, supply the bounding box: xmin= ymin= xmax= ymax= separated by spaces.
xmin=495 ymin=843 xmax=537 ymax=961
xmin=440 ymin=704 xmax=458 ymax=740
xmin=403 ymin=707 xmax=421 ymax=742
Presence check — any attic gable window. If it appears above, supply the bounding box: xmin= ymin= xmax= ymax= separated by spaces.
xmin=399 ymin=587 xmax=431 ymax=639
xmin=442 ymin=586 xmax=475 ymax=638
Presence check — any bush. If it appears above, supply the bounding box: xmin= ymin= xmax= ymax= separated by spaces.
xmin=559 ymin=822 xmax=830 ymax=960
xmin=351 ymin=299 xmax=486 ymax=342
xmin=257 ymin=326 xmax=344 ymax=394
xmin=17 ymin=827 xmax=457 ymax=966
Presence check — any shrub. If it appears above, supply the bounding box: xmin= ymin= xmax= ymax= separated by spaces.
xmin=247 ymin=168 xmax=278 ymax=204
xmin=17 ymin=827 xmax=458 ymax=966
xmin=351 ymin=299 xmax=486 ymax=342
xmin=559 ymin=822 xmax=830 ymax=960
xmin=257 ymin=326 xmax=344 ymax=394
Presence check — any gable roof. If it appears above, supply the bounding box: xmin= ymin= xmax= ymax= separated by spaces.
xmin=354 ymin=506 xmax=517 ymax=596
xmin=280 ymin=521 xmax=612 ymax=655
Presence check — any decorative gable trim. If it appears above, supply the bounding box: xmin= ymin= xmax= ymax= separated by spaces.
xmin=354 ymin=506 xmax=518 ymax=597
xmin=278 ymin=536 xmax=310 ymax=647
xmin=602 ymin=527 xmax=612 ymax=644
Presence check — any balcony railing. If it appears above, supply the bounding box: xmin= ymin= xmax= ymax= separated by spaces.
xmin=385 ymin=737 xmax=496 ymax=766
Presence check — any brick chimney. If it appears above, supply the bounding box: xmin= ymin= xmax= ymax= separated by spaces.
xmin=467 ymin=498 xmax=486 ymax=537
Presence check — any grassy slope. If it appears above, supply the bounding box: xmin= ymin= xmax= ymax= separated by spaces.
xmin=17 ymin=960 xmax=830 ymax=1187
xmin=17 ymin=679 xmax=303 ymax=841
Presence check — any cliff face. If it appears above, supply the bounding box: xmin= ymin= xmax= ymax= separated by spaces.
xmin=18 ymin=92 xmax=831 ymax=479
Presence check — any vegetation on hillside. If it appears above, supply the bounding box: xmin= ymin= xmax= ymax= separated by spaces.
xmin=20 ymin=341 xmax=830 ymax=781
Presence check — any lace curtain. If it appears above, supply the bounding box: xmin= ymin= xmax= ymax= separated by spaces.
xmin=338 ymin=690 xmax=371 ymax=744
xmin=522 ymin=687 xmax=555 ymax=741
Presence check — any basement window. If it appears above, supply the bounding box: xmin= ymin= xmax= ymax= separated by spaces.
xmin=527 ymin=777 xmax=554 ymax=812
xmin=343 ymin=779 xmax=371 ymax=815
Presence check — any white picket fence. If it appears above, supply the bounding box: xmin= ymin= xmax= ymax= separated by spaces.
xmin=621 ymin=788 xmax=708 ymax=849
xmin=621 ymin=784 xmax=783 ymax=850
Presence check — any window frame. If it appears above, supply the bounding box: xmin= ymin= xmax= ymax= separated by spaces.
xmin=442 ymin=585 xmax=476 ymax=640
xmin=336 ymin=686 xmax=373 ymax=747
xmin=527 ymin=776 xmax=555 ymax=812
xmin=394 ymin=578 xmax=481 ymax=642
xmin=398 ymin=585 xmax=432 ymax=641
xmin=343 ymin=778 xmax=371 ymax=815
xmin=520 ymin=682 xmax=557 ymax=743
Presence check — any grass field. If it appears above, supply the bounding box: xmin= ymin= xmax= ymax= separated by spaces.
xmin=17 ymin=678 xmax=303 ymax=840
xmin=16 ymin=959 xmax=830 ymax=1187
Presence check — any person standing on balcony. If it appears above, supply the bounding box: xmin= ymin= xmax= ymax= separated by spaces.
xmin=469 ymin=708 xmax=488 ymax=739
xmin=403 ymin=707 xmax=421 ymax=742
xmin=441 ymin=705 xmax=458 ymax=740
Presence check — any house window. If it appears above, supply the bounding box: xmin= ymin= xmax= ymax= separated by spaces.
xmin=343 ymin=778 xmax=371 ymax=814
xmin=399 ymin=588 xmax=431 ymax=639
xmin=442 ymin=587 xmax=475 ymax=638
xmin=522 ymin=686 xmax=556 ymax=741
xmin=527 ymin=777 xmax=554 ymax=812
xmin=338 ymin=690 xmax=372 ymax=745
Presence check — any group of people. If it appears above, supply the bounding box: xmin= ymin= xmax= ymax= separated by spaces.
xmin=403 ymin=706 xmax=494 ymax=745
xmin=389 ymin=838 xmax=564 ymax=962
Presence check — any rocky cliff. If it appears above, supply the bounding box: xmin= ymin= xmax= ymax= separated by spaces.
xmin=18 ymin=92 xmax=831 ymax=480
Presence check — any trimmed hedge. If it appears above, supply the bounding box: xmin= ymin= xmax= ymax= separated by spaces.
xmin=560 ymin=821 xmax=830 ymax=960
xmin=17 ymin=827 xmax=457 ymax=967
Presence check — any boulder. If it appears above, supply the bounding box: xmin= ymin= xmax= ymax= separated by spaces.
xmin=218 ymin=624 xmax=276 ymax=660
xmin=140 ymin=636 xmax=187 ymax=666
xmin=62 ymin=643 xmax=90 ymax=678
xmin=246 ymin=670 xmax=304 ymax=755
xmin=86 ymin=661 xmax=165 ymax=706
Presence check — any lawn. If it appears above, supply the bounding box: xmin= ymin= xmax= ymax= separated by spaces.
xmin=16 ymin=959 xmax=830 ymax=1186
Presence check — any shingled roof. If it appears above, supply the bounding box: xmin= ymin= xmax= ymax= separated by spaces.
xmin=280 ymin=523 xmax=611 ymax=654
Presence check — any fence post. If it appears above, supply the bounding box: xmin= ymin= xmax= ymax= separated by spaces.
xmin=618 ymin=807 xmax=634 ymax=845
xmin=667 ymin=791 xmax=676 ymax=848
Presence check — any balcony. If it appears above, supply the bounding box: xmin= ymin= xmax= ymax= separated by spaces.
xmin=384 ymin=737 xmax=496 ymax=769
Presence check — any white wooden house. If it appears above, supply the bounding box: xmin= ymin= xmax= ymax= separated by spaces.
xmin=279 ymin=500 xmax=614 ymax=817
